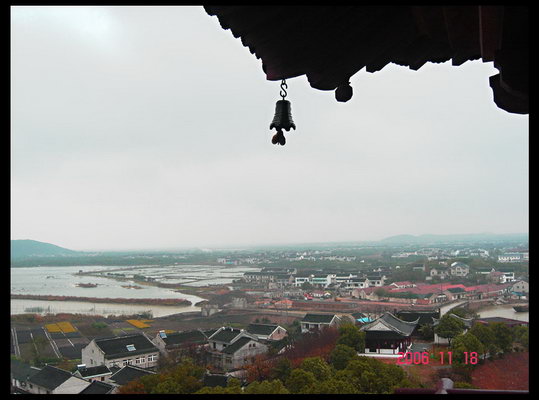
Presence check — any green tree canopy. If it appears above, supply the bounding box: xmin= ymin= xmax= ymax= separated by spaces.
xmin=299 ymin=357 xmax=333 ymax=381
xmin=468 ymin=323 xmax=497 ymax=358
xmin=434 ymin=314 xmax=466 ymax=345
xmin=329 ymin=344 xmax=358 ymax=370
xmin=341 ymin=357 xmax=406 ymax=393
xmin=270 ymin=357 xmax=292 ymax=381
xmin=244 ymin=379 xmax=289 ymax=394
xmin=489 ymin=322 xmax=514 ymax=354
xmin=285 ymin=369 xmax=316 ymax=394
xmin=512 ymin=325 xmax=528 ymax=350
xmin=451 ymin=332 xmax=484 ymax=367
xmin=336 ymin=323 xmax=366 ymax=352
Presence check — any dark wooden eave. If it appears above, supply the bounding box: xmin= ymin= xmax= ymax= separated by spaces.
xmin=205 ymin=6 xmax=528 ymax=114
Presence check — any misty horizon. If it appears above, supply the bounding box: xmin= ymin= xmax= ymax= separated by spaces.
xmin=11 ymin=231 xmax=529 ymax=253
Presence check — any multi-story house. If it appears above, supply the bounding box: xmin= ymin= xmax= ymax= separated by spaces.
xmin=510 ymin=280 xmax=529 ymax=294
xmin=246 ymin=323 xmax=288 ymax=341
xmin=152 ymin=329 xmax=210 ymax=356
xmin=26 ymin=365 xmax=90 ymax=394
xmin=429 ymin=267 xmax=450 ymax=279
xmin=449 ymin=262 xmax=469 ymax=277
xmin=294 ymin=274 xmax=313 ymax=287
xmin=366 ymin=274 xmax=386 ymax=287
xmin=311 ymin=274 xmax=333 ymax=287
xmin=300 ymin=313 xmax=341 ymax=333
xmin=206 ymin=327 xmax=268 ymax=371
xmin=81 ymin=333 xmax=160 ymax=370
xmin=344 ymin=278 xmax=369 ymax=290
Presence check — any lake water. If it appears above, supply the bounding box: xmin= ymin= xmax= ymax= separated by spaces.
xmin=477 ymin=304 xmax=529 ymax=322
xmin=10 ymin=264 xmax=260 ymax=317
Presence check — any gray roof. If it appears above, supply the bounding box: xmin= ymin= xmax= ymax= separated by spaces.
xmin=109 ymin=365 xmax=155 ymax=386
xmin=94 ymin=333 xmax=158 ymax=359
xmin=161 ymin=330 xmax=208 ymax=347
xmin=432 ymin=313 xmax=473 ymax=329
xmin=361 ymin=312 xmax=419 ymax=336
xmin=222 ymin=336 xmax=252 ymax=354
xmin=79 ymin=380 xmax=115 ymax=394
xmin=246 ymin=323 xmax=280 ymax=336
xmin=208 ymin=327 xmax=243 ymax=344
xmin=301 ymin=314 xmax=337 ymax=323
xmin=76 ymin=365 xmax=111 ymax=378
xmin=203 ymin=373 xmax=229 ymax=387
xmin=10 ymin=359 xmax=40 ymax=382
xmin=28 ymin=365 xmax=73 ymax=390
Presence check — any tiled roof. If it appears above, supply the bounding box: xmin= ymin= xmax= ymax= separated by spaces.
xmin=203 ymin=373 xmax=229 ymax=387
xmin=79 ymin=380 xmax=115 ymax=394
xmin=246 ymin=323 xmax=279 ymax=336
xmin=222 ymin=336 xmax=252 ymax=354
xmin=10 ymin=359 xmax=40 ymax=382
xmin=28 ymin=365 xmax=73 ymax=390
xmin=109 ymin=365 xmax=155 ymax=386
xmin=208 ymin=327 xmax=243 ymax=344
xmin=361 ymin=312 xmax=418 ymax=336
xmin=94 ymin=334 xmax=158 ymax=359
xmin=76 ymin=365 xmax=111 ymax=378
xmin=301 ymin=314 xmax=337 ymax=323
xmin=161 ymin=330 xmax=207 ymax=347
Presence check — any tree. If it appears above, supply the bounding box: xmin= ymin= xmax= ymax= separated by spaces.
xmin=244 ymin=379 xmax=290 ymax=394
xmin=194 ymin=378 xmax=242 ymax=394
xmin=336 ymin=323 xmax=365 ymax=352
xmin=285 ymin=369 xmax=316 ymax=394
xmin=450 ymin=332 xmax=484 ymax=371
xmin=418 ymin=323 xmax=434 ymax=340
xmin=301 ymin=377 xmax=358 ymax=394
xmin=468 ymin=323 xmax=497 ymax=359
xmin=299 ymin=357 xmax=332 ymax=381
xmin=270 ymin=357 xmax=292 ymax=381
xmin=489 ymin=322 xmax=513 ymax=354
xmin=343 ymin=357 xmax=406 ymax=393
xmin=434 ymin=314 xmax=466 ymax=346
xmin=512 ymin=325 xmax=528 ymax=351
xmin=329 ymin=344 xmax=358 ymax=370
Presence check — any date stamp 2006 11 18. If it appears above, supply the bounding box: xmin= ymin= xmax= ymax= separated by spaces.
xmin=396 ymin=351 xmax=479 ymax=365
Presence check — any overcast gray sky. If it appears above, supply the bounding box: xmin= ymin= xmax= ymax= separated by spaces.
xmin=11 ymin=6 xmax=529 ymax=251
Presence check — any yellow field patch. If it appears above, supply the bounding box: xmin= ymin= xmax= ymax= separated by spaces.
xmin=45 ymin=323 xmax=62 ymax=333
xmin=56 ymin=321 xmax=77 ymax=333
xmin=126 ymin=319 xmax=150 ymax=329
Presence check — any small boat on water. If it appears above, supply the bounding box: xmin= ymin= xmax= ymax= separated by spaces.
xmin=513 ymin=304 xmax=529 ymax=312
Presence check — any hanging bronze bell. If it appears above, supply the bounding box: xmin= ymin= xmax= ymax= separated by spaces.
xmin=269 ymin=79 xmax=296 ymax=146
xmin=270 ymin=99 xmax=296 ymax=132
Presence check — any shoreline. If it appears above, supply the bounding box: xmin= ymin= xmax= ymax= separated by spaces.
xmin=10 ymin=293 xmax=192 ymax=307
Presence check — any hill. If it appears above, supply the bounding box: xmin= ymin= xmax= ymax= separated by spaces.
xmin=11 ymin=239 xmax=81 ymax=259
xmin=380 ymin=233 xmax=528 ymax=245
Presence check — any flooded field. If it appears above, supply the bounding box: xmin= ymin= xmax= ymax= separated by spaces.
xmin=10 ymin=298 xmax=199 ymax=318
xmin=10 ymin=264 xmax=260 ymax=317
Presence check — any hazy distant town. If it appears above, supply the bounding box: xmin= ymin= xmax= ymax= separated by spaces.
xmin=11 ymin=234 xmax=529 ymax=394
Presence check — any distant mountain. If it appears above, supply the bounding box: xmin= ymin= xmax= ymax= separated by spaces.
xmin=11 ymin=239 xmax=81 ymax=259
xmin=380 ymin=233 xmax=528 ymax=244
